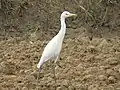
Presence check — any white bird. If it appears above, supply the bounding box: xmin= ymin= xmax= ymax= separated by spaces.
xmin=37 ymin=11 xmax=77 ymax=71
xmin=36 ymin=11 xmax=77 ymax=88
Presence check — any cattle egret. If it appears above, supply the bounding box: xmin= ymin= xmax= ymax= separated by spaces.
xmin=37 ymin=11 xmax=77 ymax=88
xmin=37 ymin=11 xmax=77 ymax=71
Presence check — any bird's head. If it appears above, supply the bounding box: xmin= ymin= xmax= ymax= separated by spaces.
xmin=61 ymin=11 xmax=77 ymax=19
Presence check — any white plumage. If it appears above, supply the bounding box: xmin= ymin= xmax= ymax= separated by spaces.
xmin=37 ymin=11 xmax=77 ymax=71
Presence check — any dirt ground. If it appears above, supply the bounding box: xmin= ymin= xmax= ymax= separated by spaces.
xmin=0 ymin=27 xmax=120 ymax=90
xmin=0 ymin=0 xmax=120 ymax=90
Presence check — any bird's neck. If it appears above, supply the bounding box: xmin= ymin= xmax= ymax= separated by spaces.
xmin=60 ymin=17 xmax=66 ymax=31
xmin=57 ymin=17 xmax=66 ymax=39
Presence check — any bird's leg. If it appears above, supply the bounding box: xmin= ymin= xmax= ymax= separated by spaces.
xmin=37 ymin=69 xmax=40 ymax=90
xmin=36 ymin=68 xmax=42 ymax=90
xmin=55 ymin=56 xmax=62 ymax=68
xmin=53 ymin=62 xmax=57 ymax=89
xmin=54 ymin=56 xmax=59 ymax=63
xmin=52 ymin=57 xmax=60 ymax=90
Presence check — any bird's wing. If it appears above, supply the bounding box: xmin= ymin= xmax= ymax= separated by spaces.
xmin=41 ymin=36 xmax=58 ymax=62
xmin=37 ymin=37 xmax=58 ymax=69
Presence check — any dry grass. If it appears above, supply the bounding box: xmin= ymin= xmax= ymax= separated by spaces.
xmin=0 ymin=0 xmax=119 ymax=40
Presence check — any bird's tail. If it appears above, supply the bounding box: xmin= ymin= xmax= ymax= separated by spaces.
xmin=37 ymin=58 xmax=44 ymax=71
xmin=37 ymin=63 xmax=41 ymax=69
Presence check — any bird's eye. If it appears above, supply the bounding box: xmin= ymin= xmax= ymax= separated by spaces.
xmin=66 ymin=13 xmax=68 ymax=15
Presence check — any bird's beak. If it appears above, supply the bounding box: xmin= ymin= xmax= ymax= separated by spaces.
xmin=69 ymin=13 xmax=77 ymax=17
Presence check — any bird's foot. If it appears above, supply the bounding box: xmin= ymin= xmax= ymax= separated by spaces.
xmin=56 ymin=62 xmax=62 ymax=68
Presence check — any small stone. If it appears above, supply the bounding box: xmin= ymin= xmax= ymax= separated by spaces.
xmin=25 ymin=75 xmax=35 ymax=81
xmin=87 ymin=45 xmax=97 ymax=53
xmin=5 ymin=75 xmax=17 ymax=80
xmin=17 ymin=76 xmax=23 ymax=83
xmin=88 ymin=84 xmax=99 ymax=90
xmin=56 ymin=87 xmax=61 ymax=90
xmin=103 ymin=86 xmax=114 ymax=90
xmin=24 ymin=69 xmax=32 ymax=74
xmin=106 ymin=69 xmax=114 ymax=76
xmin=22 ymin=87 xmax=28 ymax=90
xmin=75 ymin=84 xmax=85 ymax=90
xmin=68 ymin=86 xmax=75 ymax=90
xmin=97 ymin=39 xmax=108 ymax=48
xmin=108 ymin=76 xmax=116 ymax=83
xmin=104 ymin=58 xmax=119 ymax=65
xmin=83 ymin=75 xmax=94 ymax=81
xmin=62 ymin=80 xmax=69 ymax=86
xmin=118 ymin=68 xmax=120 ymax=73
xmin=98 ymin=75 xmax=107 ymax=81
xmin=56 ymin=86 xmax=67 ymax=90
xmin=106 ymin=69 xmax=119 ymax=78
xmin=88 ymin=45 xmax=95 ymax=49
xmin=100 ymin=65 xmax=111 ymax=69
xmin=113 ymin=65 xmax=120 ymax=72
xmin=19 ymin=70 xmax=24 ymax=74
